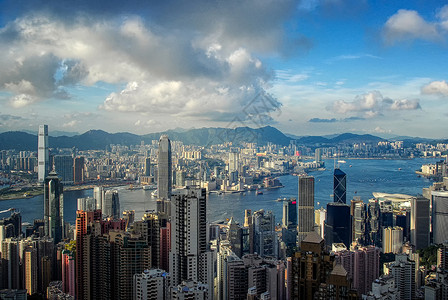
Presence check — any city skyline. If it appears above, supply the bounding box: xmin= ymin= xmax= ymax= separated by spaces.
xmin=0 ymin=1 xmax=447 ymax=138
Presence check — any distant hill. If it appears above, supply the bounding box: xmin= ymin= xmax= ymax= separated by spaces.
xmin=0 ymin=126 xmax=292 ymax=150
xmin=0 ymin=127 xmax=436 ymax=151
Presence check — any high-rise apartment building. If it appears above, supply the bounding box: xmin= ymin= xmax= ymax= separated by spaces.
xmin=157 ymin=135 xmax=172 ymax=200
xmin=169 ymin=188 xmax=210 ymax=288
xmin=334 ymin=245 xmax=380 ymax=295
xmin=229 ymin=150 xmax=239 ymax=173
xmin=389 ymin=254 xmax=416 ymax=300
xmin=44 ymin=171 xmax=64 ymax=243
xmin=24 ymin=246 xmax=38 ymax=295
xmin=133 ymin=269 xmax=170 ymax=300
xmin=38 ymin=124 xmax=49 ymax=183
xmin=297 ymin=176 xmax=314 ymax=245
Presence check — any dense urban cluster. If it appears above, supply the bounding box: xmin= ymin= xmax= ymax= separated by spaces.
xmin=1 ymin=125 xmax=448 ymax=300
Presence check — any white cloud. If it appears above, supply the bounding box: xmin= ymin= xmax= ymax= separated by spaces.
xmin=422 ymin=80 xmax=448 ymax=96
xmin=0 ymin=10 xmax=282 ymax=120
xmin=62 ymin=120 xmax=79 ymax=128
xmin=329 ymin=91 xmax=421 ymax=117
xmin=382 ymin=9 xmax=440 ymax=44
xmin=438 ymin=5 xmax=448 ymax=30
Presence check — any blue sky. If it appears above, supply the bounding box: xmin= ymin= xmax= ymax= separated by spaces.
xmin=0 ymin=0 xmax=447 ymax=138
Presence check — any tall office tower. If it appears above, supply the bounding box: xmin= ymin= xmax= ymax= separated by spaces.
xmin=253 ymin=210 xmax=278 ymax=257
xmin=133 ymin=269 xmax=170 ymax=300
xmin=144 ymin=157 xmax=151 ymax=176
xmin=410 ymin=197 xmax=430 ymax=250
xmin=157 ymin=135 xmax=172 ymax=200
xmin=325 ymin=202 xmax=351 ymax=249
xmin=383 ymin=227 xmax=404 ymax=254
xmin=334 ymin=168 xmax=347 ymax=204
xmin=315 ymin=207 xmax=326 ymax=239
xmin=169 ymin=188 xmax=209 ymax=288
xmin=282 ymin=198 xmax=297 ymax=228
xmin=44 ymin=171 xmax=64 ymax=243
xmin=290 ymin=232 xmax=335 ymax=299
xmin=228 ymin=150 xmax=239 ymax=173
xmin=431 ymin=191 xmax=448 ymax=244
xmin=24 ymin=246 xmax=38 ymax=295
xmin=314 ymin=148 xmax=322 ymax=163
xmin=352 ymin=200 xmax=367 ymax=244
xmin=73 ymin=157 xmax=85 ymax=184
xmin=103 ymin=190 xmax=120 ymax=219
xmin=38 ymin=124 xmax=49 ymax=183
xmin=389 ymin=254 xmax=416 ymax=300
xmin=227 ymin=217 xmax=243 ymax=258
xmin=53 ymin=155 xmax=74 ymax=184
xmin=93 ymin=186 xmax=104 ymax=211
xmin=297 ymin=176 xmax=315 ymax=245
xmin=334 ymin=245 xmax=380 ymax=296
xmin=367 ymin=199 xmax=381 ymax=246
xmin=109 ymin=231 xmax=151 ymax=300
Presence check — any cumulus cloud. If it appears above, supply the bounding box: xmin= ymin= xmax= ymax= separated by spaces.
xmin=329 ymin=91 xmax=421 ymax=117
xmin=382 ymin=8 xmax=447 ymax=44
xmin=0 ymin=1 xmax=297 ymax=121
xmin=308 ymin=116 xmax=364 ymax=123
xmin=422 ymin=80 xmax=448 ymax=96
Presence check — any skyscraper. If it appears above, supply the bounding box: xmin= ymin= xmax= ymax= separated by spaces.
xmin=297 ymin=176 xmax=315 ymax=245
xmin=73 ymin=157 xmax=85 ymax=184
xmin=282 ymin=198 xmax=297 ymax=229
xmin=325 ymin=202 xmax=351 ymax=249
xmin=44 ymin=170 xmax=64 ymax=243
xmin=144 ymin=157 xmax=151 ymax=177
xmin=253 ymin=210 xmax=278 ymax=257
xmin=53 ymin=155 xmax=74 ymax=184
xmin=410 ymin=196 xmax=430 ymax=250
xmin=334 ymin=168 xmax=347 ymax=204
xmin=157 ymin=135 xmax=172 ymax=200
xmin=228 ymin=150 xmax=239 ymax=173
xmin=38 ymin=124 xmax=49 ymax=183
xmin=382 ymin=227 xmax=403 ymax=254
xmin=102 ymin=190 xmax=120 ymax=219
xmin=169 ymin=188 xmax=209 ymax=287
xmin=431 ymin=191 xmax=448 ymax=244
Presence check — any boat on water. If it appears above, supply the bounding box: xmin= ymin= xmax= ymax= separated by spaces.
xmin=256 ymin=190 xmax=263 ymax=195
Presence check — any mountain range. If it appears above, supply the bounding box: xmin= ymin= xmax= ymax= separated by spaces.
xmin=0 ymin=126 xmax=439 ymax=151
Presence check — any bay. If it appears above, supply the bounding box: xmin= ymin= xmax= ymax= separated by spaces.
xmin=0 ymin=158 xmax=437 ymax=226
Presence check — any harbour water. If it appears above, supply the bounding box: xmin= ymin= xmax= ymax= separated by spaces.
xmin=0 ymin=158 xmax=436 ymax=225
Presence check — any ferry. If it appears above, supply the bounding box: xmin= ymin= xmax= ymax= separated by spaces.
xmin=256 ymin=190 xmax=263 ymax=195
